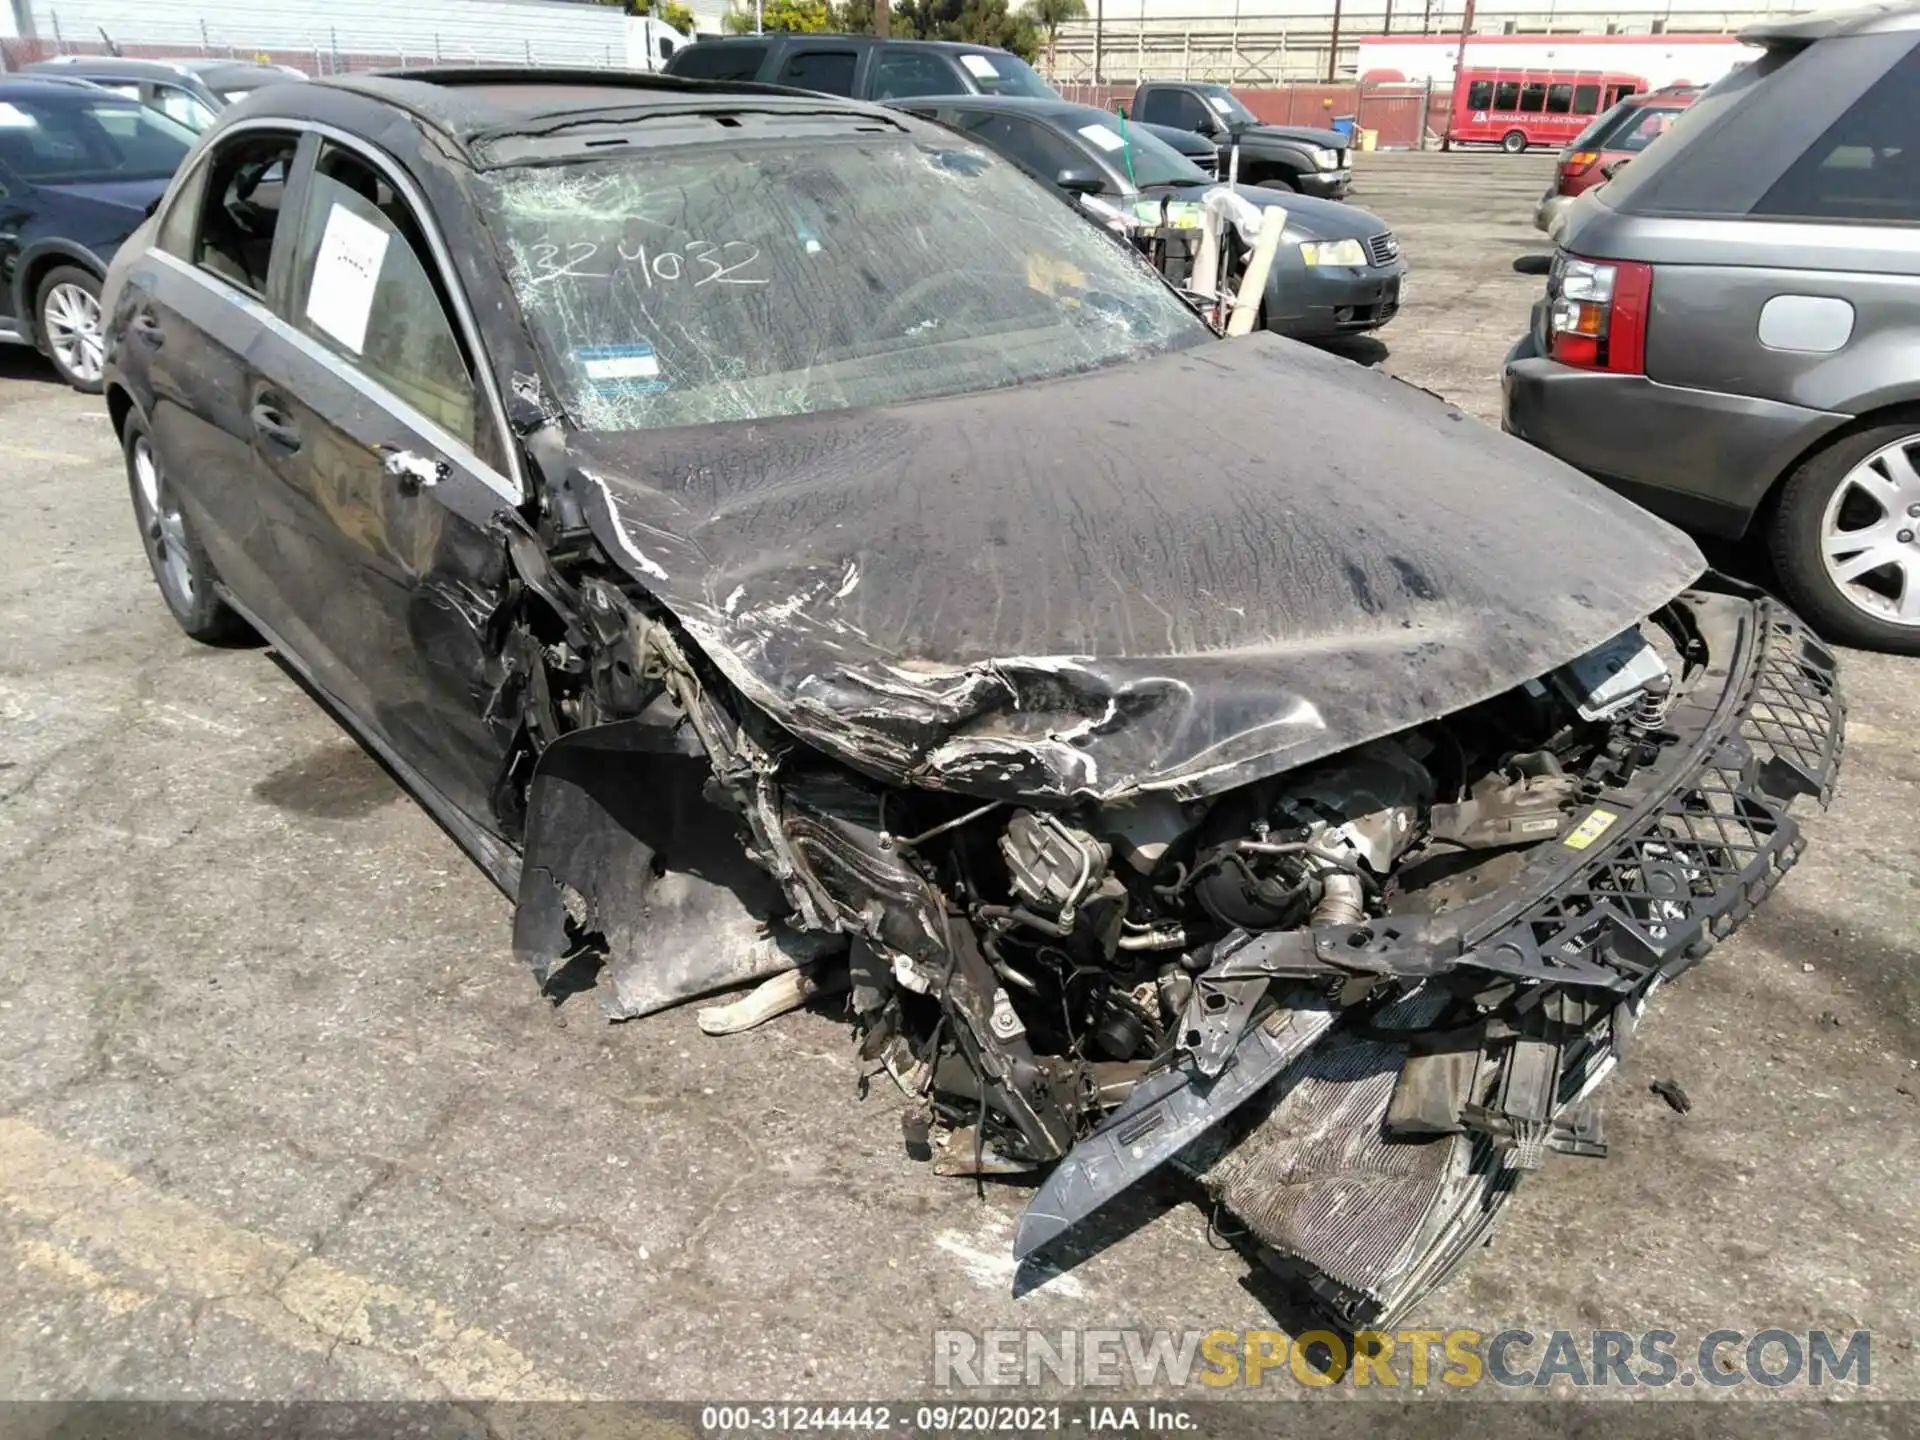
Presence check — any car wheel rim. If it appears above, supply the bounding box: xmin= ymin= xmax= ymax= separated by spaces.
xmin=44 ymin=282 xmax=104 ymax=383
xmin=1820 ymin=434 xmax=1920 ymax=627
xmin=132 ymin=437 xmax=194 ymax=605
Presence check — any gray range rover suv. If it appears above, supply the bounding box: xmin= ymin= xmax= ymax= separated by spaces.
xmin=1504 ymin=2 xmax=1920 ymax=653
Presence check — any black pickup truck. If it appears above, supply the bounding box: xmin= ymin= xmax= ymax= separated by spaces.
xmin=1130 ymin=81 xmax=1352 ymax=197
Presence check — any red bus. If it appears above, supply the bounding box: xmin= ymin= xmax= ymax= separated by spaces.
xmin=1445 ymin=68 xmax=1647 ymax=153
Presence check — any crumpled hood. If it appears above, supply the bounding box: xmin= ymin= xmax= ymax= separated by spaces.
xmin=571 ymin=333 xmax=1703 ymax=804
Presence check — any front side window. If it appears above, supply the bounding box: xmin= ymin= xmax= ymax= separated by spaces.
xmin=1573 ymin=83 xmax=1600 ymax=113
xmin=1753 ymin=45 xmax=1920 ymax=223
xmin=1194 ymin=84 xmax=1257 ymax=127
xmin=1546 ymin=83 xmax=1574 ymax=114
xmin=873 ymin=49 xmax=967 ymax=100
xmin=288 ymin=145 xmax=478 ymax=446
xmin=0 ymin=94 xmax=191 ymax=183
xmin=775 ymin=48 xmax=857 ymax=94
xmin=477 ymin=136 xmax=1209 ymax=434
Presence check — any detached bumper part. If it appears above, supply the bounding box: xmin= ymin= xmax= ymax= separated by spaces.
xmin=1020 ymin=588 xmax=1842 ymax=1325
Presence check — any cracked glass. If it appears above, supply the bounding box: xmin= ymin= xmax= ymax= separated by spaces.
xmin=475 ymin=137 xmax=1211 ymax=433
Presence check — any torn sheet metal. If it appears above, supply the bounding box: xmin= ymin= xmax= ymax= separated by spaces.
xmin=569 ymin=334 xmax=1704 ymax=806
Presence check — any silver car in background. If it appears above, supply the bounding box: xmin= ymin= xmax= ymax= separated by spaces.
xmin=1505 ymin=2 xmax=1920 ymax=653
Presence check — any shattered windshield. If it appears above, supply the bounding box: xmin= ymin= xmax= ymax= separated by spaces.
xmin=476 ymin=137 xmax=1210 ymax=433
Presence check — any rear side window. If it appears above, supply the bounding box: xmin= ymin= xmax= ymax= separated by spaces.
xmin=1546 ymin=83 xmax=1574 ymax=114
xmin=1493 ymin=81 xmax=1519 ymax=109
xmin=776 ymin=48 xmax=857 ymax=94
xmin=165 ymin=129 xmax=299 ymax=298
xmin=1753 ymin=45 xmax=1920 ymax=223
xmin=668 ymin=42 xmax=767 ymax=81
xmin=1519 ymin=83 xmax=1546 ymax=113
xmin=1466 ymin=80 xmax=1493 ymax=109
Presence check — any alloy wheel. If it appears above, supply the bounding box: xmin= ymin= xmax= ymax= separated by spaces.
xmin=1819 ymin=433 xmax=1920 ymax=627
xmin=132 ymin=436 xmax=195 ymax=608
xmin=43 ymin=282 xmax=104 ymax=384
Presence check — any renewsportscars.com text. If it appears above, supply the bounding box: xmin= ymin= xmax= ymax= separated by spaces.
xmin=933 ymin=1327 xmax=1873 ymax=1390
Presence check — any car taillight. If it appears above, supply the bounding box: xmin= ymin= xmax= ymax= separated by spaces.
xmin=1548 ymin=254 xmax=1652 ymax=374
xmin=1562 ymin=149 xmax=1600 ymax=174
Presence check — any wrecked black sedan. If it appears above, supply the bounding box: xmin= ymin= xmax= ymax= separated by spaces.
xmin=102 ymin=68 xmax=1843 ymax=1325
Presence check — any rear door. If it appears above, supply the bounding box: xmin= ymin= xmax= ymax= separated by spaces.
xmin=245 ymin=136 xmax=519 ymax=830
xmin=133 ymin=125 xmax=308 ymax=630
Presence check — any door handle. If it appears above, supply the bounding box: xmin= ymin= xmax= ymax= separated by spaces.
xmin=377 ymin=446 xmax=449 ymax=496
xmin=130 ymin=312 xmax=165 ymax=347
xmin=249 ymin=400 xmax=301 ymax=453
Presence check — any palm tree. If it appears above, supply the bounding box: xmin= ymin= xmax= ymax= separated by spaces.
xmin=1020 ymin=0 xmax=1087 ymax=75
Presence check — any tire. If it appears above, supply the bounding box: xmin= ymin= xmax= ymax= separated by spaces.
xmin=1501 ymin=130 xmax=1528 ymax=154
xmin=35 ymin=264 xmax=106 ymax=394
xmin=123 ymin=412 xmax=251 ymax=644
xmin=1256 ymin=177 xmax=1297 ymax=193
xmin=1768 ymin=418 xmax=1920 ymax=655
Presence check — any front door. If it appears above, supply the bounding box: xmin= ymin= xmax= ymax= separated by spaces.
xmin=248 ymin=138 xmax=520 ymax=833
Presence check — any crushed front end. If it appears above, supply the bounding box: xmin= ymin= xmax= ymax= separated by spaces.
xmin=509 ymin=564 xmax=1840 ymax=1324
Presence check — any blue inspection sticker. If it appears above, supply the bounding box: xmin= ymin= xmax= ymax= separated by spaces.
xmin=573 ymin=342 xmax=669 ymax=395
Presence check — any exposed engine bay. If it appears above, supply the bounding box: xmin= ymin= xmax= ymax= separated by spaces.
xmin=503 ymin=534 xmax=1842 ymax=1325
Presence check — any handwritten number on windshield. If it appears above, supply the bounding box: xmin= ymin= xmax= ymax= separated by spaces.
xmin=522 ymin=238 xmax=768 ymax=287
xmin=618 ymin=239 xmax=767 ymax=288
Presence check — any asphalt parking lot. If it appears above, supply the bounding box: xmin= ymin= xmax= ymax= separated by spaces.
xmin=1 ymin=149 xmax=1915 ymax=1412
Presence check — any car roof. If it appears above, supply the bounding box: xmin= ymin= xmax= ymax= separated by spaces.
xmin=0 ymin=74 xmax=146 ymax=100
xmin=1740 ymin=0 xmax=1920 ymax=45
xmin=681 ymin=34 xmax=1011 ymax=52
xmin=241 ymin=66 xmax=910 ymax=160
xmin=22 ymin=56 xmax=202 ymax=80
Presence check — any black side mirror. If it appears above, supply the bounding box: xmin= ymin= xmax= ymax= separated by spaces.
xmin=1055 ymin=168 xmax=1105 ymax=195
xmin=1512 ymin=253 xmax=1553 ymax=275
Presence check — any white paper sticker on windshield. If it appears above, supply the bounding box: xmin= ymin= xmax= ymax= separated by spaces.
xmin=1205 ymin=95 xmax=1234 ymax=115
xmin=304 ymin=204 xmax=390 ymax=355
xmin=960 ymin=53 xmax=999 ymax=78
xmin=1078 ymin=123 xmax=1127 ymax=153
xmin=0 ymin=103 xmax=36 ymax=128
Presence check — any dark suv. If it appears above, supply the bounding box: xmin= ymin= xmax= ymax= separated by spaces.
xmin=664 ymin=34 xmax=1054 ymax=101
xmin=1504 ymin=3 xmax=1920 ymax=653
xmin=1130 ymin=81 xmax=1351 ymax=198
